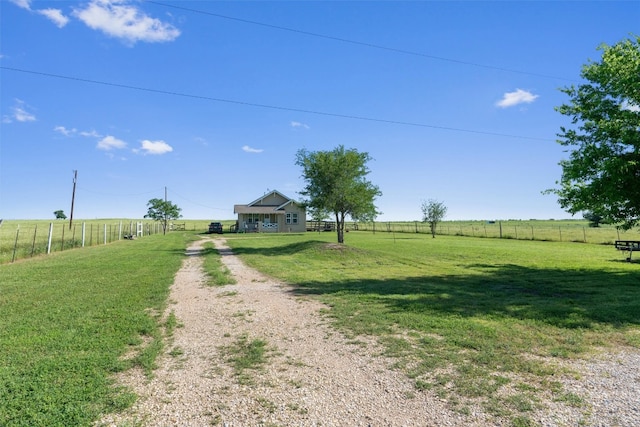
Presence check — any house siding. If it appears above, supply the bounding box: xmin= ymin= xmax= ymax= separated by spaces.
xmin=234 ymin=190 xmax=306 ymax=233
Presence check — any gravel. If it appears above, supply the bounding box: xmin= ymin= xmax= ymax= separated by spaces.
xmin=99 ymin=238 xmax=640 ymax=427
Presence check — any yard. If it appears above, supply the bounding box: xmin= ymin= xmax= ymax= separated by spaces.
xmin=1 ymin=229 xmax=638 ymax=426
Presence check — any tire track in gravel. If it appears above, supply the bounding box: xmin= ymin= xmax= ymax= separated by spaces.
xmin=100 ymin=237 xmax=483 ymax=427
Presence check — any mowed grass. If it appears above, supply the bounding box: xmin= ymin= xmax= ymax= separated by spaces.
xmin=2 ymin=228 xmax=639 ymax=426
xmin=0 ymin=232 xmax=194 ymax=427
xmin=225 ymin=232 xmax=640 ymax=423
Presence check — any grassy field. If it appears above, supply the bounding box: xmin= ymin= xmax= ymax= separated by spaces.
xmin=2 ymin=227 xmax=639 ymax=426
xmin=224 ymin=231 xmax=640 ymax=425
xmin=0 ymin=219 xmax=235 ymax=264
xmin=2 ymin=218 xmax=635 ymax=264
xmin=355 ymin=219 xmax=639 ymax=244
xmin=0 ymin=232 xmax=196 ymax=426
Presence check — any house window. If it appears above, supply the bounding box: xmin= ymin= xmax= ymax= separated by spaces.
xmin=286 ymin=213 xmax=298 ymax=224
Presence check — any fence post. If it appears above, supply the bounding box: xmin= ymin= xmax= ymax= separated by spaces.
xmin=104 ymin=224 xmax=107 ymax=245
xmin=531 ymin=226 xmax=534 ymax=240
xmin=61 ymin=225 xmax=65 ymax=251
xmin=82 ymin=222 xmax=86 ymax=247
xmin=559 ymin=226 xmax=562 ymax=242
xmin=119 ymin=221 xmax=122 ymax=240
xmin=47 ymin=222 xmax=53 ymax=254
xmin=11 ymin=226 xmax=20 ymax=263
xmin=31 ymin=224 xmax=37 ymax=257
xmin=499 ymin=222 xmax=503 ymax=239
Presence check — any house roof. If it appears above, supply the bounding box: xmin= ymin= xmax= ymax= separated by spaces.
xmin=233 ymin=205 xmax=286 ymax=215
xmin=234 ymin=189 xmax=305 ymax=215
xmin=247 ymin=189 xmax=296 ymax=207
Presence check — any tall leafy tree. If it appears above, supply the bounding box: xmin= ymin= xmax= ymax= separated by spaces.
xmin=549 ymin=35 xmax=640 ymax=229
xmin=421 ymin=199 xmax=447 ymax=238
xmin=144 ymin=198 xmax=182 ymax=235
xmin=53 ymin=210 xmax=67 ymax=220
xmin=296 ymin=145 xmax=381 ymax=244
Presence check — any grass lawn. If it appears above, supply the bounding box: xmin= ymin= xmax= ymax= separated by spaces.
xmin=2 ymin=228 xmax=639 ymax=426
xmin=225 ymin=231 xmax=640 ymax=423
xmin=0 ymin=232 xmax=194 ymax=427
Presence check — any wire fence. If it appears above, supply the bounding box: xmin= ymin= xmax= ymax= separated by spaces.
xmin=4 ymin=219 xmax=638 ymax=264
xmin=347 ymin=220 xmax=639 ymax=245
xmin=0 ymin=220 xmax=164 ymax=264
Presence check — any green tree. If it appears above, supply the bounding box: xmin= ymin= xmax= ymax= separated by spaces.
xmin=421 ymin=199 xmax=447 ymax=238
xmin=549 ymin=35 xmax=640 ymax=230
xmin=144 ymin=198 xmax=182 ymax=235
xmin=296 ymin=145 xmax=381 ymax=244
xmin=583 ymin=211 xmax=605 ymax=228
xmin=53 ymin=210 xmax=67 ymax=220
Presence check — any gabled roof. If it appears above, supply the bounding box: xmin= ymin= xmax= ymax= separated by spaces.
xmin=234 ymin=190 xmax=303 ymax=214
xmin=247 ymin=189 xmax=294 ymax=207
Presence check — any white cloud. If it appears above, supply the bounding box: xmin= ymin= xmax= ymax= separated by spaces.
xmin=37 ymin=8 xmax=70 ymax=28
xmin=6 ymin=99 xmax=37 ymax=123
xmin=242 ymin=145 xmax=264 ymax=153
xmin=80 ymin=129 xmax=102 ymax=138
xmin=73 ymin=0 xmax=181 ymax=44
xmin=54 ymin=125 xmax=77 ymax=136
xmin=9 ymin=0 xmax=31 ymax=10
xmin=291 ymin=121 xmax=310 ymax=130
xmin=138 ymin=139 xmax=173 ymax=155
xmin=14 ymin=107 xmax=36 ymax=122
xmin=97 ymin=135 xmax=127 ymax=150
xmin=496 ymin=89 xmax=539 ymax=108
xmin=55 ymin=126 xmax=103 ymax=138
xmin=10 ymin=0 xmax=69 ymax=27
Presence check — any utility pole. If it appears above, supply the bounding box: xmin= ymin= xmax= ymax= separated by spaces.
xmin=69 ymin=170 xmax=77 ymax=230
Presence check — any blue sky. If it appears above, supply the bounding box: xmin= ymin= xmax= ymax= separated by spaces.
xmin=1 ymin=1 xmax=638 ymax=221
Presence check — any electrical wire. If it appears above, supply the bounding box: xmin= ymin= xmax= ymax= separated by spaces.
xmin=167 ymin=188 xmax=229 ymax=211
xmin=0 ymin=66 xmax=554 ymax=142
xmin=147 ymin=0 xmax=576 ymax=83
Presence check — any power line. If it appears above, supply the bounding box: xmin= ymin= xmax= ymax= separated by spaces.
xmin=77 ymin=186 xmax=162 ymax=197
xmin=0 ymin=66 xmax=553 ymax=142
xmin=148 ymin=0 xmax=576 ymax=83
xmin=167 ymin=188 xmax=229 ymax=211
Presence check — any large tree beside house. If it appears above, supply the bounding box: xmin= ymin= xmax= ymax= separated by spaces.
xmin=296 ymin=145 xmax=381 ymax=244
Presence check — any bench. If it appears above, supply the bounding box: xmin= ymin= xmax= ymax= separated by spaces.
xmin=614 ymin=240 xmax=640 ymax=261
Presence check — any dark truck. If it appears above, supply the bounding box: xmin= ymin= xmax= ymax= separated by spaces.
xmin=208 ymin=222 xmax=223 ymax=234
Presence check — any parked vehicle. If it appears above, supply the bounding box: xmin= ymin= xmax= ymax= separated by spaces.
xmin=208 ymin=222 xmax=223 ymax=234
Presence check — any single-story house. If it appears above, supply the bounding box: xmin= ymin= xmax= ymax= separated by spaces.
xmin=233 ymin=190 xmax=306 ymax=233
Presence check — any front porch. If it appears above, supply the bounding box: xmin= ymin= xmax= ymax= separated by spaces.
xmin=238 ymin=212 xmax=283 ymax=233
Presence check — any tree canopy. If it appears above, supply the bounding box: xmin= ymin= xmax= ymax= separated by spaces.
xmin=53 ymin=210 xmax=67 ymax=220
xmin=144 ymin=198 xmax=182 ymax=235
xmin=296 ymin=145 xmax=381 ymax=244
xmin=550 ymin=35 xmax=640 ymax=229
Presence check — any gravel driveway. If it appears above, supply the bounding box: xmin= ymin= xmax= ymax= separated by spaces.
xmin=100 ymin=238 xmax=640 ymax=427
